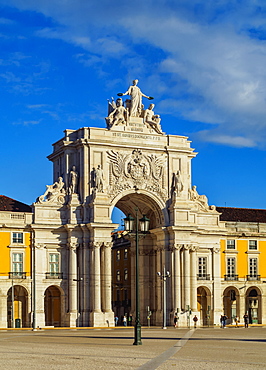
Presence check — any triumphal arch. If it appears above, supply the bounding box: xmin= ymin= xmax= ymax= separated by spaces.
xmin=32 ymin=80 xmax=225 ymax=327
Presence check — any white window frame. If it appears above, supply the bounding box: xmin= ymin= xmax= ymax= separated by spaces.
xmin=249 ymin=240 xmax=258 ymax=251
xmin=11 ymin=232 xmax=24 ymax=244
xmin=48 ymin=253 xmax=60 ymax=276
xmin=249 ymin=258 xmax=258 ymax=277
xmin=11 ymin=252 xmax=24 ymax=277
xmin=198 ymin=257 xmax=207 ymax=276
xmin=227 ymin=257 xmax=236 ymax=276
xmin=226 ymin=240 xmax=235 ymax=250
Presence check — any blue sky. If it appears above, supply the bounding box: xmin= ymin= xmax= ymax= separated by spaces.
xmin=1 ymin=0 xmax=266 ymax=210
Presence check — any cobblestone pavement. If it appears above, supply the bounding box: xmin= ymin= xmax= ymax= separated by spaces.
xmin=0 ymin=326 xmax=265 ymax=369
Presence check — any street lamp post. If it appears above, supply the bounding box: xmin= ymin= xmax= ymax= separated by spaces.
xmin=124 ymin=209 xmax=150 ymax=346
xmin=157 ymin=266 xmax=170 ymax=329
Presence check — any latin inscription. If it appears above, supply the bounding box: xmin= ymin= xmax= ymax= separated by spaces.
xmin=112 ymin=132 xmax=161 ymax=141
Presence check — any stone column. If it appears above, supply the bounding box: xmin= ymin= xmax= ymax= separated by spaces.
xmin=173 ymin=244 xmax=181 ymax=312
xmin=68 ymin=242 xmax=78 ymax=327
xmin=93 ymin=243 xmax=102 ymax=313
xmin=212 ymin=246 xmax=222 ymax=325
xmin=103 ymin=242 xmax=112 ymax=313
xmin=35 ymin=244 xmax=46 ymax=328
xmin=183 ymin=245 xmax=191 ymax=309
xmin=190 ymin=246 xmax=198 ymax=311
xmin=155 ymin=246 xmax=163 ymax=325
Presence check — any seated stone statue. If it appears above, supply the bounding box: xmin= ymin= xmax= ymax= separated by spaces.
xmin=143 ymin=103 xmax=163 ymax=134
xmin=37 ymin=177 xmax=66 ymax=203
xmin=105 ymin=98 xmax=128 ymax=128
xmin=189 ymin=185 xmax=215 ymax=211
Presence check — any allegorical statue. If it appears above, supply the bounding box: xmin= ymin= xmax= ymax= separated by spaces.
xmin=143 ymin=103 xmax=163 ymax=134
xmin=105 ymin=98 xmax=128 ymax=127
xmin=95 ymin=164 xmax=104 ymax=192
xmin=118 ymin=79 xmax=153 ymax=117
xmin=172 ymin=170 xmax=183 ymax=196
xmin=69 ymin=165 xmax=78 ymax=194
xmin=37 ymin=177 xmax=66 ymax=203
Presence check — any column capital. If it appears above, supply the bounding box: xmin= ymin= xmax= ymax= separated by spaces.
xmin=190 ymin=245 xmax=199 ymax=252
xmin=69 ymin=242 xmax=79 ymax=250
xmin=213 ymin=247 xmax=220 ymax=254
xmin=101 ymin=241 xmax=113 ymax=249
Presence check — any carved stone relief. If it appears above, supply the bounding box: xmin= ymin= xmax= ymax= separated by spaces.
xmin=107 ymin=149 xmax=167 ymax=201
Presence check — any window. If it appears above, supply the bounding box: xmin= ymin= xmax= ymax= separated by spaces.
xmin=227 ymin=257 xmax=236 ymax=276
xmin=249 ymin=240 xmax=257 ymax=250
xmin=227 ymin=240 xmax=235 ymax=250
xmin=12 ymin=232 xmax=23 ymax=244
xmin=116 ymin=250 xmax=120 ymax=261
xmin=124 ymin=249 xmax=128 ymax=260
xmin=12 ymin=253 xmax=23 ymax=276
xmin=116 ymin=289 xmax=120 ymax=301
xmin=124 ymin=268 xmax=128 ymax=281
xmin=116 ymin=270 xmax=120 ymax=282
xmin=198 ymin=257 xmax=207 ymax=276
xmin=249 ymin=258 xmax=258 ymax=277
xmin=49 ymin=254 xmax=59 ymax=275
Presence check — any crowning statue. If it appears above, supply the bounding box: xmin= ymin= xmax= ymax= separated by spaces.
xmin=118 ymin=79 xmax=153 ymax=117
xmin=144 ymin=103 xmax=163 ymax=134
xmin=105 ymin=79 xmax=164 ymax=135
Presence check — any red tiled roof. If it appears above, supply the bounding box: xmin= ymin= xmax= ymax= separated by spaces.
xmin=216 ymin=207 xmax=266 ymax=223
xmin=0 ymin=195 xmax=32 ymax=213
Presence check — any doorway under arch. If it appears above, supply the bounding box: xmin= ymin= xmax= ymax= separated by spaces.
xmin=246 ymin=287 xmax=261 ymax=324
xmin=223 ymin=286 xmax=239 ymax=323
xmin=7 ymin=285 xmax=29 ymax=328
xmin=197 ymin=286 xmax=211 ymax=326
xmin=44 ymin=286 xmax=61 ymax=327
xmin=111 ymin=190 xmax=167 ymax=325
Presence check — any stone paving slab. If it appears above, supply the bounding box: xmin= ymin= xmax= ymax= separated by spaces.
xmin=0 ymin=327 xmax=265 ymax=369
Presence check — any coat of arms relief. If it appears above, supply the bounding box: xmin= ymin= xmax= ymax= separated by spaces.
xmin=107 ymin=149 xmax=167 ymax=201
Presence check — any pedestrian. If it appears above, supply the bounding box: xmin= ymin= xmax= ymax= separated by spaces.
xmin=123 ymin=315 xmax=127 ymax=327
xmin=221 ymin=314 xmax=227 ymax=328
xmin=193 ymin=315 xmax=198 ymax=328
xmin=114 ymin=316 xmax=118 ymax=326
xmin=128 ymin=315 xmax=132 ymax=326
xmin=220 ymin=315 xmax=223 ymax=328
xmin=174 ymin=315 xmax=178 ymax=328
xmin=243 ymin=312 xmax=249 ymax=328
xmin=234 ymin=316 xmax=239 ymax=328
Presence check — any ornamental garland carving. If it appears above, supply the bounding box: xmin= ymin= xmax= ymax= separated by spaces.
xmin=107 ymin=149 xmax=167 ymax=200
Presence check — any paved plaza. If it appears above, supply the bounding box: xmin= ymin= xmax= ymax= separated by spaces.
xmin=0 ymin=326 xmax=265 ymax=369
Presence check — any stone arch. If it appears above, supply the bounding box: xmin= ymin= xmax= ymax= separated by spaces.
xmin=223 ymin=286 xmax=240 ymax=323
xmin=44 ymin=285 xmax=62 ymax=327
xmin=7 ymin=285 xmax=29 ymax=328
xmin=110 ymin=189 xmax=169 ymax=229
xmin=197 ymin=286 xmax=212 ymax=326
xmin=246 ymin=286 xmax=262 ymax=324
xmin=110 ymin=190 xmax=169 ymax=326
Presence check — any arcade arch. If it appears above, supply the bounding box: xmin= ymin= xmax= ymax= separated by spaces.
xmin=197 ymin=286 xmax=211 ymax=326
xmin=7 ymin=285 xmax=29 ymax=328
xmin=44 ymin=285 xmax=62 ymax=327
xmin=223 ymin=286 xmax=240 ymax=323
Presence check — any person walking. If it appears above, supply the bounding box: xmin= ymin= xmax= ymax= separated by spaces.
xmin=123 ymin=315 xmax=127 ymax=327
xmin=234 ymin=316 xmax=239 ymax=327
xmin=174 ymin=315 xmax=178 ymax=328
xmin=114 ymin=316 xmax=119 ymax=326
xmin=243 ymin=313 xmax=249 ymax=328
xmin=193 ymin=315 xmax=198 ymax=328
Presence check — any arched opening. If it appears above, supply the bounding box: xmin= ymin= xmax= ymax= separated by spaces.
xmin=223 ymin=286 xmax=239 ymax=323
xmin=197 ymin=286 xmax=211 ymax=326
xmin=7 ymin=285 xmax=29 ymax=328
xmin=246 ymin=287 xmax=261 ymax=324
xmin=111 ymin=191 xmax=167 ymax=326
xmin=44 ymin=286 xmax=61 ymax=327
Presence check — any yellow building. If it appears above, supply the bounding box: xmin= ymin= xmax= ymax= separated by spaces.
xmin=218 ymin=206 xmax=266 ymax=324
xmin=0 ymin=195 xmax=33 ymax=328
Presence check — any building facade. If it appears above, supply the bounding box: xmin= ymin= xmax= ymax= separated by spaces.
xmin=1 ymin=81 xmax=266 ymax=328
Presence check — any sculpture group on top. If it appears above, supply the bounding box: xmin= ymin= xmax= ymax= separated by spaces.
xmin=105 ymin=79 xmax=163 ymax=135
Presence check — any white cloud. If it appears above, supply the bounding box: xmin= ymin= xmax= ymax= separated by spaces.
xmin=3 ymin=0 xmax=266 ymax=147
